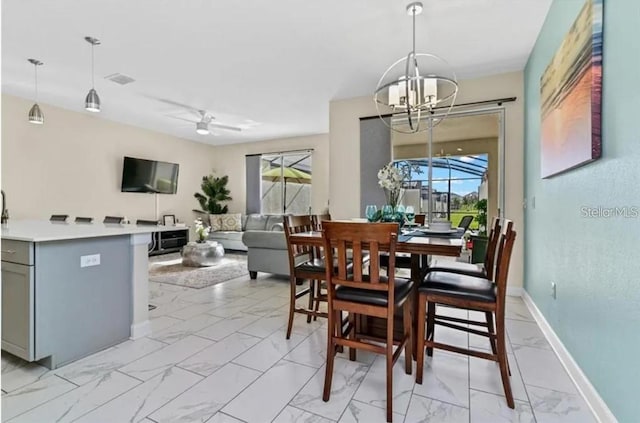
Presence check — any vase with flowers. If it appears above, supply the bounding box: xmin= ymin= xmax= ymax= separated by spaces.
xmin=377 ymin=162 xmax=409 ymax=224
xmin=194 ymin=218 xmax=211 ymax=243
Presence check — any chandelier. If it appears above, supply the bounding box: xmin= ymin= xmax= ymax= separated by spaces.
xmin=374 ymin=2 xmax=458 ymax=133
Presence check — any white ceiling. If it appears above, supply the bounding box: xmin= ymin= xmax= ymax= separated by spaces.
xmin=2 ymin=0 xmax=551 ymax=146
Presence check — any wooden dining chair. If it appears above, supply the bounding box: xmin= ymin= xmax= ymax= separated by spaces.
xmin=283 ymin=215 xmax=330 ymax=339
xmin=322 ymin=221 xmax=412 ymax=423
xmin=416 ymin=220 xmax=517 ymax=409
xmin=430 ymin=217 xmax=501 ymax=279
xmin=312 ymin=213 xmax=331 ymax=230
xmin=103 ymin=216 xmax=124 ymax=224
xmin=379 ymin=214 xmax=425 ymax=274
xmin=74 ymin=216 xmax=93 ymax=223
xmin=50 ymin=214 xmax=69 ymax=222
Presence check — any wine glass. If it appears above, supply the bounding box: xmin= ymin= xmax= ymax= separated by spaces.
xmin=381 ymin=205 xmax=393 ymax=222
xmin=405 ymin=206 xmax=415 ymax=225
xmin=365 ymin=205 xmax=378 ymax=222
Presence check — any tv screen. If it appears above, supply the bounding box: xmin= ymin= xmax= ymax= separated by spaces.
xmin=121 ymin=156 xmax=179 ymax=194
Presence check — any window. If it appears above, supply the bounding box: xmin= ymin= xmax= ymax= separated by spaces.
xmin=261 ymin=152 xmax=312 ymax=214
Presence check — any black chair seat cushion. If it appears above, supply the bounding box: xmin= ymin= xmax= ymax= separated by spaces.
xmin=427 ymin=265 xmax=486 ymax=279
xmin=420 ymin=271 xmax=496 ymax=303
xmin=335 ymin=276 xmax=413 ymax=307
xmin=296 ymin=258 xmax=354 ymax=274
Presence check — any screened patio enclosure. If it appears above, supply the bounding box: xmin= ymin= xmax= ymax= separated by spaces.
xmin=393 ymin=154 xmax=488 ymax=227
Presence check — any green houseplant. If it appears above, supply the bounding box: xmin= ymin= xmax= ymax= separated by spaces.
xmin=471 ymin=199 xmax=489 ymax=264
xmin=194 ymin=173 xmax=232 ymax=214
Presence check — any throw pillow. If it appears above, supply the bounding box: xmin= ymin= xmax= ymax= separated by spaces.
xmin=209 ymin=214 xmax=223 ymax=231
xmin=220 ymin=213 xmax=242 ymax=231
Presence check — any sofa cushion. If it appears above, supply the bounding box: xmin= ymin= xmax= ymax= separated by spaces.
xmin=219 ymin=213 xmax=242 ymax=231
xmin=266 ymin=215 xmax=284 ymax=231
xmin=245 ymin=214 xmax=269 ymax=231
xmin=242 ymin=230 xmax=287 ymax=250
xmin=209 ymin=231 xmax=244 ymax=241
xmin=209 ymin=214 xmax=223 ymax=231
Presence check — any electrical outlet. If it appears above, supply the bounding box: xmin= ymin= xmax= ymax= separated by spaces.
xmin=80 ymin=254 xmax=101 ymax=268
xmin=550 ymin=281 xmax=556 ymax=299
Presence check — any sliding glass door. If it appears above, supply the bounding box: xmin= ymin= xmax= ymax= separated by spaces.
xmin=261 ymin=152 xmax=312 ymax=214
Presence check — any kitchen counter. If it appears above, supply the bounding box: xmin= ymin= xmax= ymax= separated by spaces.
xmin=1 ymin=220 xmax=174 ymax=368
xmin=1 ymin=220 xmax=181 ymax=242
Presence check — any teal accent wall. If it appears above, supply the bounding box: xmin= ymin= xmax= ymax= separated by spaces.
xmin=524 ymin=0 xmax=640 ymax=421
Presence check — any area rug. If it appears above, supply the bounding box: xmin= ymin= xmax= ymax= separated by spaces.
xmin=148 ymin=252 xmax=248 ymax=289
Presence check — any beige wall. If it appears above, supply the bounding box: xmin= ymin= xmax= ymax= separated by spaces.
xmin=329 ymin=71 xmax=525 ymax=289
xmin=1 ymin=94 xmax=217 ymax=226
xmin=210 ymin=134 xmax=329 ymax=215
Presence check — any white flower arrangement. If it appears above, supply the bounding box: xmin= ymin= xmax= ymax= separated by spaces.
xmin=194 ymin=218 xmax=211 ymax=243
xmin=377 ymin=162 xmax=408 ymax=208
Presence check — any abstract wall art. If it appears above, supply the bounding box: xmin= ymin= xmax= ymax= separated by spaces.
xmin=540 ymin=0 xmax=603 ymax=178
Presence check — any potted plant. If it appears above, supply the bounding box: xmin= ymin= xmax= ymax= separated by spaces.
xmin=194 ymin=173 xmax=232 ymax=215
xmin=471 ymin=199 xmax=489 ymax=264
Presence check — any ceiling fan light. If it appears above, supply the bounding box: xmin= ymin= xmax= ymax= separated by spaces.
xmin=85 ymin=88 xmax=101 ymax=112
xmin=196 ymin=121 xmax=209 ymax=135
xmin=28 ymin=103 xmax=44 ymax=124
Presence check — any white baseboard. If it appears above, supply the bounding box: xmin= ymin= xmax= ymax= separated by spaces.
xmin=522 ymin=291 xmax=618 ymax=423
xmin=130 ymin=320 xmax=151 ymax=340
xmin=506 ymin=286 xmax=523 ymax=297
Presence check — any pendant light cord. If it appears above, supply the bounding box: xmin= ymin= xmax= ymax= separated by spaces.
xmin=91 ymin=44 xmax=95 ymax=89
xmin=34 ymin=64 xmax=38 ymax=101
xmin=412 ymin=4 xmax=416 ymax=55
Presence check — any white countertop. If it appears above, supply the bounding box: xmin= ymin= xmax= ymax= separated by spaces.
xmin=1 ymin=220 xmax=187 ymax=242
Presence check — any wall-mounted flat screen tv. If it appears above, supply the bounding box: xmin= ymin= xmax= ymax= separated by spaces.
xmin=121 ymin=156 xmax=179 ymax=194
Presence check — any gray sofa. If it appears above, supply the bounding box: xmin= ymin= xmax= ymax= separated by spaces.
xmin=240 ymin=214 xmax=289 ymax=279
xmin=202 ymin=213 xmax=289 ymax=279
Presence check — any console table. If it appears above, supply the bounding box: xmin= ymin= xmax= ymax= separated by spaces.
xmin=148 ymin=228 xmax=189 ymax=255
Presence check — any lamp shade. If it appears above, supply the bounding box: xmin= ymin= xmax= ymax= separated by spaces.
xmin=85 ymin=88 xmax=101 ymax=112
xmin=28 ymin=103 xmax=44 ymax=124
xmin=196 ymin=121 xmax=210 ymax=135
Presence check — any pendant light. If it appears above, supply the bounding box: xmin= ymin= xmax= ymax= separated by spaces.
xmin=84 ymin=36 xmax=101 ymax=112
xmin=374 ymin=2 xmax=458 ymax=133
xmin=27 ymin=59 xmax=44 ymax=125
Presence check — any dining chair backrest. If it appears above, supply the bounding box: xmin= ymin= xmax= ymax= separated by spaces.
xmin=50 ymin=214 xmax=69 ymax=222
xmin=414 ymin=214 xmax=426 ymax=225
xmin=493 ymin=219 xmax=516 ymax=306
xmin=457 ymin=215 xmax=474 ymax=231
xmin=312 ymin=213 xmax=331 ymax=231
xmin=322 ymin=221 xmax=398 ymax=299
xmin=103 ymin=216 xmax=124 ymax=224
xmin=484 ymin=217 xmax=502 ymax=280
xmin=75 ymin=216 xmax=93 ymax=223
xmin=283 ymin=215 xmax=318 ymax=274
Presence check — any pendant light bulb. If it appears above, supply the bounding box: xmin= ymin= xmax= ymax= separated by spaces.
xmin=84 ymin=36 xmax=101 ymax=112
xmin=27 ymin=59 xmax=44 ymax=125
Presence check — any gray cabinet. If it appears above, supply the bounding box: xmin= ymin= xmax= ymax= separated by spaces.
xmin=1 ymin=240 xmax=35 ymax=361
xmin=1 ymin=262 xmax=34 ymax=360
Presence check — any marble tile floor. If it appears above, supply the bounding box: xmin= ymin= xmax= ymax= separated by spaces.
xmin=1 ymin=273 xmax=597 ymax=423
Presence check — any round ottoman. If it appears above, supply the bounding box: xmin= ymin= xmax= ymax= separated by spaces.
xmin=181 ymin=241 xmax=225 ymax=267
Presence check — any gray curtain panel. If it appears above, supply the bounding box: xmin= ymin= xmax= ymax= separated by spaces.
xmin=360 ymin=117 xmax=391 ymax=217
xmin=245 ymin=154 xmax=262 ymax=215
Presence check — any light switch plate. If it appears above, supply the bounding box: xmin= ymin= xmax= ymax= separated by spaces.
xmin=80 ymin=254 xmax=101 ymax=268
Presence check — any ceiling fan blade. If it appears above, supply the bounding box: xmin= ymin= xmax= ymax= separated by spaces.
xmin=166 ymin=115 xmax=198 ymax=124
xmin=208 ymin=122 xmax=242 ymax=132
xmin=156 ymin=98 xmax=202 ymax=115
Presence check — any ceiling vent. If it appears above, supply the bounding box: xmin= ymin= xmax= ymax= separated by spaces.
xmin=104 ymin=73 xmax=135 ymax=85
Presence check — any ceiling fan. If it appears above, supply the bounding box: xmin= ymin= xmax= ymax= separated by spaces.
xmin=156 ymin=98 xmax=243 ymax=135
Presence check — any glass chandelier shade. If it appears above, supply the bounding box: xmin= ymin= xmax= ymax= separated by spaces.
xmin=374 ymin=2 xmax=458 ymax=133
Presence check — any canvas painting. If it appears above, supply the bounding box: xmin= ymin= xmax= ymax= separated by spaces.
xmin=540 ymin=0 xmax=603 ymax=178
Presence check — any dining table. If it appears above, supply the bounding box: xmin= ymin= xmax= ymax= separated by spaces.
xmin=287 ymin=222 xmax=463 ymax=354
